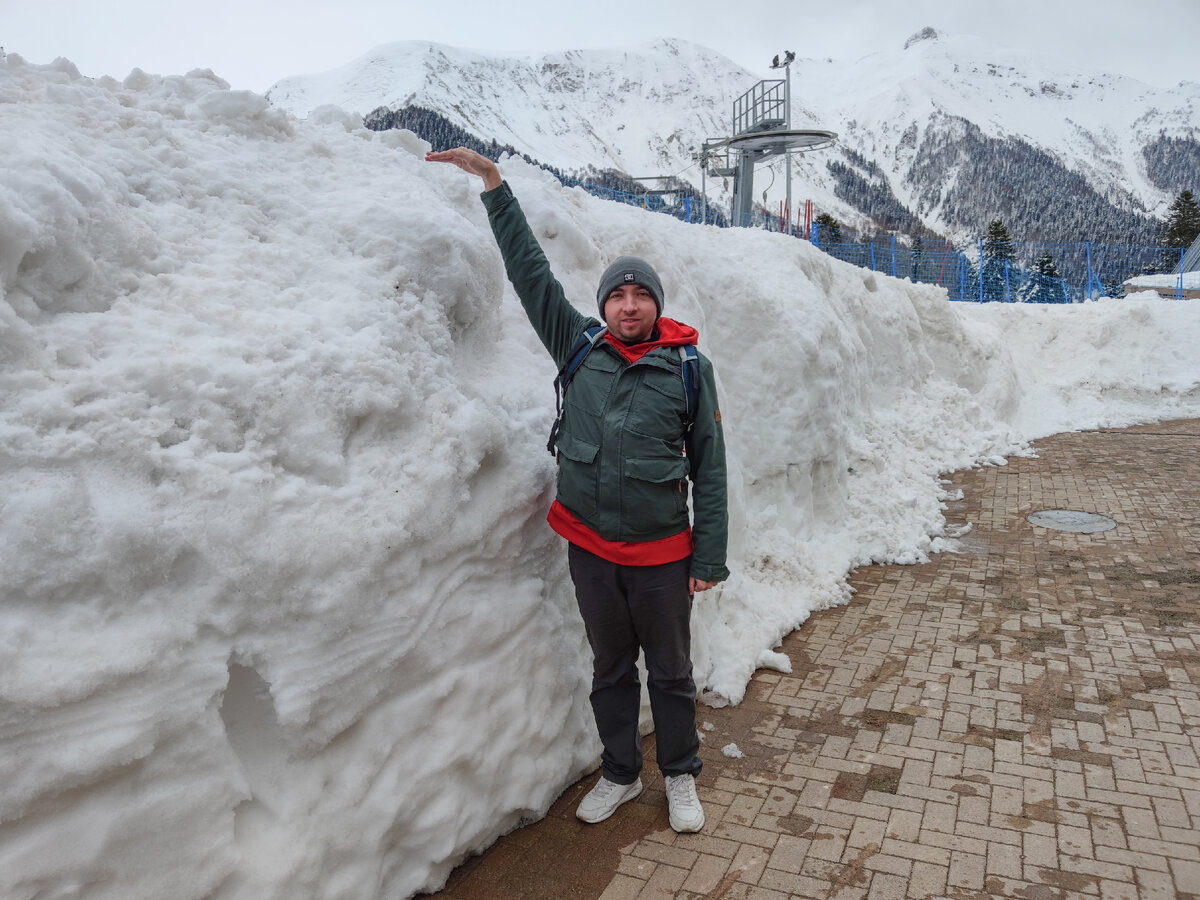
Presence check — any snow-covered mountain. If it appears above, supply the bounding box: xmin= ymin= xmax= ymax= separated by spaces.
xmin=266 ymin=39 xmax=749 ymax=179
xmin=266 ymin=31 xmax=1199 ymax=243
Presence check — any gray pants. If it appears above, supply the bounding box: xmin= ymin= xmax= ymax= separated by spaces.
xmin=568 ymin=544 xmax=702 ymax=784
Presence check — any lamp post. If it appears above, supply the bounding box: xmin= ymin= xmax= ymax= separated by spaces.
xmin=770 ymin=51 xmax=795 ymax=233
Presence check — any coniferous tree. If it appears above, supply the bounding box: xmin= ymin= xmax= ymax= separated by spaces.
xmin=982 ymin=219 xmax=1016 ymax=260
xmin=1101 ymin=273 xmax=1126 ymax=300
xmin=908 ymin=235 xmax=925 ymax=281
xmin=1150 ymin=189 xmax=1199 ymax=271
xmin=814 ymin=212 xmax=843 ymax=245
xmin=1162 ymin=189 xmax=1200 ymax=249
xmin=981 ymin=219 xmax=1016 ymax=301
xmin=1021 ymin=252 xmax=1066 ymax=303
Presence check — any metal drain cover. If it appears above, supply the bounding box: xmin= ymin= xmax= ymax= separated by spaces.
xmin=1026 ymin=509 xmax=1118 ymax=533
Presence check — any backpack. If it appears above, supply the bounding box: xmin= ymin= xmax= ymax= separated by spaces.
xmin=546 ymin=324 xmax=700 ymax=455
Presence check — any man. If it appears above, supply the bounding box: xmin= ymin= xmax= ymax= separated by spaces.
xmin=427 ymin=148 xmax=728 ymax=833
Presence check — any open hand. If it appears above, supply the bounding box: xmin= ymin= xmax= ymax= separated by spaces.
xmin=425 ymin=147 xmax=502 ymax=191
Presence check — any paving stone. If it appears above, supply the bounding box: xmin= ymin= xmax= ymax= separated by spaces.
xmin=635 ymin=864 xmax=687 ymax=900
xmin=865 ymin=871 xmax=907 ymax=899
xmin=430 ymin=420 xmax=1200 ymax=900
xmin=597 ymin=875 xmax=645 ymax=900
xmin=765 ymin=834 xmax=810 ymax=875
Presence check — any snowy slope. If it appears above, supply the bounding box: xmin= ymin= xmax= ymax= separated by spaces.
xmin=266 ymin=32 xmax=1200 ymax=237
xmin=3 ymin=52 xmax=1200 ymax=900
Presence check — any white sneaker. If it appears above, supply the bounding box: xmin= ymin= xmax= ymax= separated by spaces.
xmin=576 ymin=776 xmax=643 ymax=824
xmin=665 ymin=774 xmax=705 ymax=833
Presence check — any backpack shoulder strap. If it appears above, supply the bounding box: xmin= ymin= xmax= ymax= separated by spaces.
xmin=678 ymin=344 xmax=700 ymax=432
xmin=547 ymin=325 xmax=608 ymax=454
xmin=558 ymin=325 xmax=608 ymax=391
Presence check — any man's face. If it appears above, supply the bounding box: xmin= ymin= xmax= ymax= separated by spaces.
xmin=603 ymin=284 xmax=657 ymax=343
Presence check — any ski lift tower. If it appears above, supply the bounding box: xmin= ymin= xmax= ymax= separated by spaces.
xmin=697 ymin=51 xmax=836 ymax=228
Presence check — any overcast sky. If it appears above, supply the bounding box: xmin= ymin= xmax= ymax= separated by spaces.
xmin=4 ymin=0 xmax=1197 ymax=93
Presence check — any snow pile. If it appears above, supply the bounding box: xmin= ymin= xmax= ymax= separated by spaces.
xmin=2 ymin=55 xmax=1199 ymax=900
xmin=964 ymin=294 xmax=1200 ymax=437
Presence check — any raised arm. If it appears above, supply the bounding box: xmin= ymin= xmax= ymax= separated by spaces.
xmin=425 ymin=147 xmax=591 ymax=364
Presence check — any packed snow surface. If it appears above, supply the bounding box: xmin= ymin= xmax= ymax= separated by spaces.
xmin=2 ymin=54 xmax=1199 ymax=900
xmin=1126 ymin=271 xmax=1200 ymax=290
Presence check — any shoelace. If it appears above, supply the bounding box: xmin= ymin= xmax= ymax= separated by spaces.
xmin=667 ymin=777 xmax=699 ymax=809
xmin=593 ymin=779 xmax=618 ymax=798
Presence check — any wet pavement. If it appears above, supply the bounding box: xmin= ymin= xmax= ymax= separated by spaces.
xmin=431 ymin=419 xmax=1200 ymax=899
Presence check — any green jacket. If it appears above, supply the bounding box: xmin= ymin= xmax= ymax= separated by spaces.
xmin=482 ymin=181 xmax=729 ymax=582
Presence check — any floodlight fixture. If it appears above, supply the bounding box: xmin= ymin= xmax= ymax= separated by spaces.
xmin=770 ymin=50 xmax=795 ymax=70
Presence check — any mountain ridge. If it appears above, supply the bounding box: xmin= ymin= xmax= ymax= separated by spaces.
xmin=265 ymin=33 xmax=1199 ymax=244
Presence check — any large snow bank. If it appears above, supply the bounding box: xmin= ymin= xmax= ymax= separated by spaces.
xmin=2 ymin=54 xmax=1198 ymax=899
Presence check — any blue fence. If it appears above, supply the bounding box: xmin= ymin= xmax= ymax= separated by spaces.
xmin=808 ymin=228 xmax=1188 ymax=303
xmin=557 ymin=173 xmax=1188 ymax=303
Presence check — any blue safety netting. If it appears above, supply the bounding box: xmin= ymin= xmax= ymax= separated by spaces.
xmin=555 ymin=173 xmax=1187 ymax=303
xmin=807 ymin=229 xmax=1188 ymax=303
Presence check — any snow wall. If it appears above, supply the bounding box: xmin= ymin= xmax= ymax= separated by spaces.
xmin=2 ymin=56 xmax=1199 ymax=899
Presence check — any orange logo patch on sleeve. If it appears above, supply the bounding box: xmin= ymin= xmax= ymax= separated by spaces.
xmin=714 ymin=409 xmax=722 ymax=423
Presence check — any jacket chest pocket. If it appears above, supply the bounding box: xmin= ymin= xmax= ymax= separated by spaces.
xmin=565 ymin=352 xmax=621 ymax=420
xmin=626 ymin=367 xmax=687 ymax=441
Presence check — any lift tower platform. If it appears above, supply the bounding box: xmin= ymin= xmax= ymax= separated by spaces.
xmin=696 ymin=54 xmax=836 ymax=228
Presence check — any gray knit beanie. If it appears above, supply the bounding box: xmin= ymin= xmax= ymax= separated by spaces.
xmin=596 ymin=256 xmax=664 ymax=318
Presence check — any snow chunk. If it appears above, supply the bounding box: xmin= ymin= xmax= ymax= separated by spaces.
xmin=195 ymin=88 xmax=294 ymax=138
xmin=757 ymin=649 xmax=792 ymax=674
xmin=307 ymin=103 xmax=363 ymax=132
xmin=377 ymin=127 xmax=433 ymax=158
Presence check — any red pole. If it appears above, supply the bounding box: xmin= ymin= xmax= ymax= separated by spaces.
xmin=938 ymin=240 xmax=952 ymax=285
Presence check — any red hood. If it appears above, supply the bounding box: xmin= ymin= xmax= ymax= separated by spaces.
xmin=604 ymin=317 xmax=698 ymax=363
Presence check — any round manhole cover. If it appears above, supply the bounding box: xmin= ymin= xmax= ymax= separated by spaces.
xmin=1026 ymin=509 xmax=1118 ymax=533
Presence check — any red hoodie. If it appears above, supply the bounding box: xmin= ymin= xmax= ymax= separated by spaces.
xmin=546 ymin=317 xmax=698 ymax=566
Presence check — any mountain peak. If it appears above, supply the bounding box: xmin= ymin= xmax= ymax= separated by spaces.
xmin=903 ymin=27 xmax=942 ymax=50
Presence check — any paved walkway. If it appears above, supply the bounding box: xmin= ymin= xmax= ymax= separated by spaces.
xmin=432 ymin=419 xmax=1200 ymax=900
